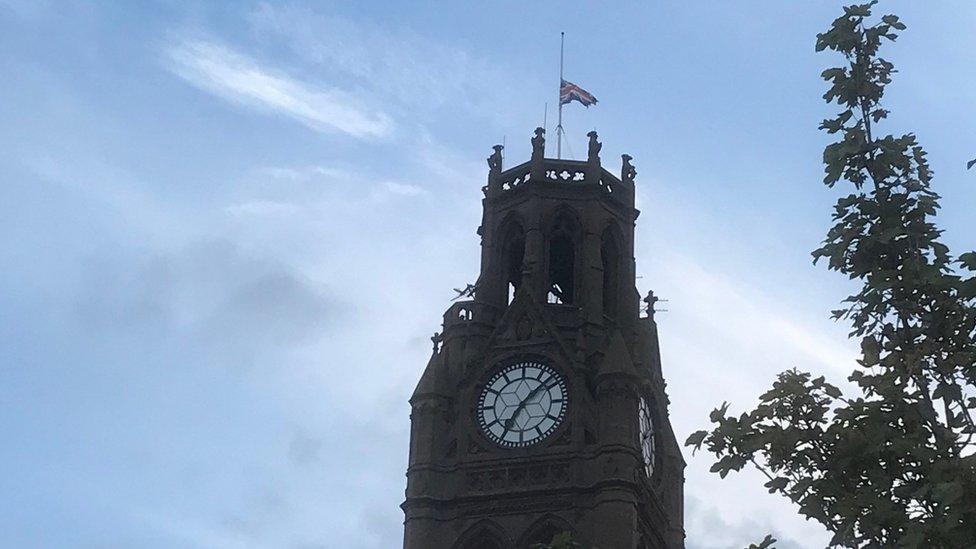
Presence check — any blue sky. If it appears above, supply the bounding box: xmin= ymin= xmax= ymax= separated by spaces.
xmin=2 ymin=1 xmax=975 ymax=548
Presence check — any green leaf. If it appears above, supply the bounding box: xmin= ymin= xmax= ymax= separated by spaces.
xmin=746 ymin=534 xmax=777 ymax=549
xmin=684 ymin=430 xmax=709 ymax=451
xmin=959 ymin=251 xmax=976 ymax=270
xmin=764 ymin=477 xmax=790 ymax=493
xmin=823 ymin=383 xmax=843 ymax=399
xmin=709 ymin=402 xmax=729 ymax=423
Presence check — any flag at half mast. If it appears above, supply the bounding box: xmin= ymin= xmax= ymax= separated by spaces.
xmin=559 ymin=79 xmax=598 ymax=107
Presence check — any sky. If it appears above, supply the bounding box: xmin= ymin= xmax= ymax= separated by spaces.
xmin=2 ymin=1 xmax=976 ymax=548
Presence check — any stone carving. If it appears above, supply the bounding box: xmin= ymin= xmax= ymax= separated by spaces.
xmin=487 ymin=144 xmax=503 ymax=174
xmin=465 ymin=461 xmax=571 ymax=493
xmin=622 ymin=153 xmax=637 ymax=184
xmin=531 ymin=127 xmax=546 ymax=159
xmin=587 ymin=130 xmax=602 ymax=163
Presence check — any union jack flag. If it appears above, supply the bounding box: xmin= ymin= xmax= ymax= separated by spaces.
xmin=560 ymin=79 xmax=598 ymax=107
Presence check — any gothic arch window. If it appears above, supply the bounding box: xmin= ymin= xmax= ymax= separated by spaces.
xmin=519 ymin=515 xmax=575 ymax=548
xmin=601 ymin=227 xmax=621 ymax=319
xmin=454 ymin=520 xmax=509 ymax=549
xmin=547 ymin=209 xmax=579 ymax=305
xmin=499 ymin=218 xmax=525 ymax=306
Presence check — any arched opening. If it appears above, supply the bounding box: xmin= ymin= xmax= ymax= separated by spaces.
xmin=455 ymin=521 xmax=509 ymax=549
xmin=547 ymin=211 xmax=577 ymax=305
xmin=519 ymin=516 xmax=576 ymax=549
xmin=500 ymin=220 xmax=525 ymax=306
xmin=462 ymin=537 xmax=504 ymax=549
xmin=601 ymin=228 xmax=621 ymax=319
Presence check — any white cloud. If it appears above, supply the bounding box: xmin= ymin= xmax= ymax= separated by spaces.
xmin=259 ymin=166 xmax=349 ymax=182
xmin=379 ymin=181 xmax=425 ymax=197
xmin=245 ymin=3 xmax=539 ymax=126
xmin=660 ymin=252 xmax=857 ymax=377
xmin=165 ymin=39 xmax=394 ymax=139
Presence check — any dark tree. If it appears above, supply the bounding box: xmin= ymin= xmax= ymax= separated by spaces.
xmin=686 ymin=3 xmax=976 ymax=547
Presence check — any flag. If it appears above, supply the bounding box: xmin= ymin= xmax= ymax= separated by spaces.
xmin=560 ymin=79 xmax=598 ymax=107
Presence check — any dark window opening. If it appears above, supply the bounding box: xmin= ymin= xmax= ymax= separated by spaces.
xmin=601 ymin=230 xmax=620 ymax=318
xmin=522 ymin=523 xmax=570 ymax=549
xmin=548 ymin=215 xmax=576 ymax=304
xmin=502 ymin=225 xmax=525 ymax=306
xmin=459 ymin=529 xmax=506 ymax=549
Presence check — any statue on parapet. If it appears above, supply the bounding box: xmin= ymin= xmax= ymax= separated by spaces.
xmin=587 ymin=130 xmax=602 ymax=163
xmin=622 ymin=154 xmax=637 ymax=183
xmin=487 ymin=144 xmax=504 ymax=175
xmin=531 ymin=127 xmax=546 ymax=160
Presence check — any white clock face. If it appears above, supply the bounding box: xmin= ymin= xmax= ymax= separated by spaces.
xmin=639 ymin=397 xmax=656 ymax=478
xmin=478 ymin=361 xmax=567 ymax=448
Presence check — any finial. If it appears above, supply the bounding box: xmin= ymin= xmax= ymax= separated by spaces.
xmin=622 ymin=154 xmax=636 ymax=184
xmin=587 ymin=130 xmax=602 ymax=163
xmin=643 ymin=290 xmax=659 ymax=320
xmin=643 ymin=289 xmax=668 ymax=320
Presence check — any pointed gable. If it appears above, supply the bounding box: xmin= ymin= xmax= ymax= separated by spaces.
xmin=411 ymin=352 xmax=447 ymax=402
xmin=484 ymin=284 xmax=574 ymax=365
xmin=597 ymin=328 xmax=638 ymax=379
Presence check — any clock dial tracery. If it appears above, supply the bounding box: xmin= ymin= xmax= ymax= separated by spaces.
xmin=478 ymin=361 xmax=567 ymax=448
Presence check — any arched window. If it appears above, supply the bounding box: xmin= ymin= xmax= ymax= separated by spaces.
xmin=519 ymin=516 xmax=576 ymax=549
xmin=601 ymin=228 xmax=620 ymax=319
xmin=455 ymin=521 xmax=509 ymax=549
xmin=500 ymin=220 xmax=525 ymax=306
xmin=462 ymin=537 xmax=504 ymax=549
xmin=547 ymin=211 xmax=577 ymax=304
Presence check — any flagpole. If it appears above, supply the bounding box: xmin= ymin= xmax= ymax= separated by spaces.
xmin=543 ymin=102 xmax=548 ymax=156
xmin=557 ymin=31 xmax=564 ymax=159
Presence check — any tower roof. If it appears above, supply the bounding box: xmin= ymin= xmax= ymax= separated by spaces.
xmin=410 ymin=352 xmax=448 ymax=402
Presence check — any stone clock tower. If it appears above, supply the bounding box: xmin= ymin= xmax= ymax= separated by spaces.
xmin=402 ymin=129 xmax=684 ymax=549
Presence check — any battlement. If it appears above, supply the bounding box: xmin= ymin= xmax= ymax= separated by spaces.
xmin=492 ymin=159 xmax=627 ymax=196
xmin=484 ymin=128 xmax=637 ymax=204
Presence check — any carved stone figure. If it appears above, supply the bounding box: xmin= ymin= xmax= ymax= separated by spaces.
xmin=487 ymin=144 xmax=503 ymax=174
xmin=623 ymin=153 xmax=637 ymax=183
xmin=531 ymin=127 xmax=546 ymax=159
xmin=587 ymin=130 xmax=602 ymax=163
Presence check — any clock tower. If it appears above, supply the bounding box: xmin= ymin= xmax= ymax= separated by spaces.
xmin=402 ymin=129 xmax=684 ymax=548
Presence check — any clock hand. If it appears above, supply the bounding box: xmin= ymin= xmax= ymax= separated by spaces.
xmin=504 ymin=381 xmax=549 ymax=431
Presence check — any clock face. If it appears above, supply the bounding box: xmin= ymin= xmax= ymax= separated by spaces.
xmin=638 ymin=397 xmax=656 ymax=478
xmin=478 ymin=361 xmax=567 ymax=448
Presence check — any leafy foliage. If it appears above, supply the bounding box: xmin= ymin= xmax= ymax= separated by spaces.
xmin=747 ymin=535 xmax=777 ymax=549
xmin=531 ymin=531 xmax=581 ymax=549
xmin=686 ymin=3 xmax=976 ymax=547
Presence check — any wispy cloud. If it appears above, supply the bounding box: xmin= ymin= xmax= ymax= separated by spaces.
xmin=165 ymin=39 xmax=393 ymax=139
xmin=246 ymin=4 xmax=538 ymax=126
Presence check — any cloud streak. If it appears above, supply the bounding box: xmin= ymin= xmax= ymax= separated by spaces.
xmin=165 ymin=39 xmax=393 ymax=139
